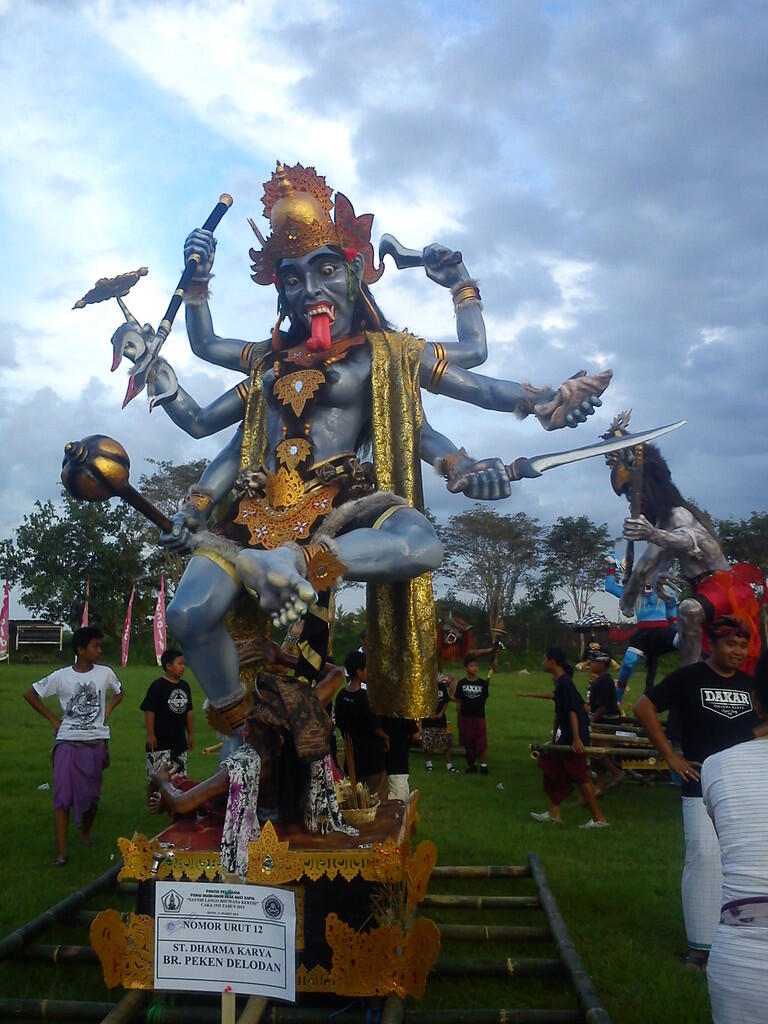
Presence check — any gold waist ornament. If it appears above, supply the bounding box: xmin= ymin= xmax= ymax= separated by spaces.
xmin=234 ymin=478 xmax=340 ymax=549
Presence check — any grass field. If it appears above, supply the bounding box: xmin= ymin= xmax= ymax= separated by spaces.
xmin=0 ymin=661 xmax=712 ymax=1022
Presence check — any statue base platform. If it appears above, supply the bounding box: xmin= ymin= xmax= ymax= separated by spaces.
xmin=90 ymin=793 xmax=439 ymax=999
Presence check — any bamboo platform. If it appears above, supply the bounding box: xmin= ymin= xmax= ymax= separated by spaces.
xmin=0 ymin=856 xmax=611 ymax=1023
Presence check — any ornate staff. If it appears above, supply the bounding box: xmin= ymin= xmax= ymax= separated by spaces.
xmin=61 ymin=435 xmax=172 ymax=533
xmin=486 ymin=621 xmax=506 ymax=682
xmin=623 ymin=443 xmax=644 ymax=585
xmin=73 ymin=193 xmax=233 ymax=406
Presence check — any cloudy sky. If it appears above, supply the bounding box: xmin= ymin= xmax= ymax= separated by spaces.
xmin=2 ymin=0 xmax=767 ymax=618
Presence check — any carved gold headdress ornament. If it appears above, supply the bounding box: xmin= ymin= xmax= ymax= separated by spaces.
xmin=249 ymin=163 xmax=385 ymax=287
xmin=602 ymin=410 xmax=634 ymax=496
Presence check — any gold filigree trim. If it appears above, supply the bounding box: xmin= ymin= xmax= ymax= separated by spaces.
xmin=117 ymin=807 xmax=433 ymax=887
xmin=265 ymin=466 xmax=306 ymax=510
xmin=117 ymin=834 xmax=221 ymax=883
xmin=276 ymin=438 xmax=312 ymax=471
xmin=233 ymin=483 xmax=339 ymax=549
xmin=297 ymin=963 xmax=335 ymax=992
xmin=325 ymin=913 xmax=440 ymax=998
xmin=305 ymin=543 xmax=347 ymax=592
xmin=90 ymin=911 xmax=154 ymax=990
xmin=273 ymin=369 xmax=325 ymax=418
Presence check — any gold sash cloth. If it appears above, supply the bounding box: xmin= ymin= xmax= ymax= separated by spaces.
xmin=239 ymin=332 xmax=437 ymax=718
xmin=365 ymin=330 xmax=437 ymax=718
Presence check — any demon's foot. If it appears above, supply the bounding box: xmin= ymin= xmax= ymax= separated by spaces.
xmin=236 ymin=546 xmax=317 ymax=626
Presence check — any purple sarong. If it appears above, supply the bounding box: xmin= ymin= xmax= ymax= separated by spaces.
xmin=53 ymin=741 xmax=107 ymax=826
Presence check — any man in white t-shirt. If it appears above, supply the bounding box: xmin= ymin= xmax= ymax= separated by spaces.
xmin=24 ymin=626 xmax=123 ymax=865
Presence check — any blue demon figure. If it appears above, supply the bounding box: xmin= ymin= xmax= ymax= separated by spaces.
xmin=605 ymin=553 xmax=678 ymax=701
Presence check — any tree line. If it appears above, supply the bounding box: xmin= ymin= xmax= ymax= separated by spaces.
xmin=0 ymin=459 xmax=765 ymax=642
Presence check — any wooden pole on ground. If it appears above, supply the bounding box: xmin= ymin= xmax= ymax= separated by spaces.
xmin=14 ymin=943 xmax=98 ymax=963
xmin=0 ymin=999 xmax=117 ymax=1020
xmin=236 ymin=996 xmax=267 ymax=1024
xmin=101 ymin=991 xmax=148 ymax=1024
xmin=528 ymin=853 xmax=613 ymax=1024
xmin=420 ymin=894 xmax=540 ymax=909
xmin=437 ymin=924 xmax=551 ymax=941
xmin=0 ymin=864 xmax=120 ymax=959
xmin=529 ymin=743 xmax=659 ymax=761
xmin=267 ymin=1011 xmax=582 ymax=1023
xmin=405 ymin=1012 xmax=581 ymax=1023
xmin=432 ymin=957 xmax=563 ymax=977
xmin=431 ymin=864 xmax=529 ymax=879
xmin=379 ymin=995 xmax=406 ymax=1023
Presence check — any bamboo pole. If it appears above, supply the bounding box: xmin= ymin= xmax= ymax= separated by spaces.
xmin=267 ymin=1012 xmax=581 ymax=1024
xmin=101 ymin=991 xmax=148 ymax=1024
xmin=528 ymin=853 xmax=613 ymax=1024
xmin=420 ymin=894 xmax=540 ymax=909
xmin=71 ymin=910 xmax=100 ymax=926
xmin=431 ymin=865 xmax=529 ymax=879
xmin=432 ymin=956 xmax=563 ymax=977
xmin=589 ymin=722 xmax=647 ymax=734
xmin=0 ymin=1004 xmax=244 ymax=1024
xmin=0 ymin=999 xmax=117 ymax=1020
xmin=379 ymin=995 xmax=406 ymax=1023
xmin=16 ymin=943 xmax=99 ymax=963
xmin=529 ymin=743 xmax=659 ymax=762
xmin=588 ymin=734 xmax=655 ymax=748
xmin=392 ymin=1013 xmax=581 ymax=1024
xmin=236 ymin=996 xmax=267 ymax=1024
xmin=0 ymin=864 xmax=120 ymax=960
xmin=437 ymin=924 xmax=551 ymax=941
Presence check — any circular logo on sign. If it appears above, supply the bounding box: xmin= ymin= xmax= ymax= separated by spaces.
xmin=263 ymin=894 xmax=283 ymax=920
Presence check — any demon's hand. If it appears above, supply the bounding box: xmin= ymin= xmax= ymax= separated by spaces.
xmin=422 ymin=243 xmax=465 ymax=289
xmin=184 ymin=228 xmax=217 ymax=277
xmin=532 ymin=369 xmax=613 ymax=430
xmin=445 ymin=457 xmax=511 ymax=500
xmin=623 ymin=515 xmax=655 ymax=542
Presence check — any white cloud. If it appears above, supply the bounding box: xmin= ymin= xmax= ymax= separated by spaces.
xmin=1 ymin=0 xmax=767 ymax=622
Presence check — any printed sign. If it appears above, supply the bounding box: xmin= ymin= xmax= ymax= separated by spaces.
xmin=154 ymin=881 xmax=296 ymax=1001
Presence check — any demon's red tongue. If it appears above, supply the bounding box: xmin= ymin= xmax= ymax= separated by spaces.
xmin=307 ymin=313 xmax=332 ymax=352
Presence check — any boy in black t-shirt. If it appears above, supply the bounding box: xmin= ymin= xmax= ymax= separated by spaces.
xmin=454 ymin=656 xmax=490 ymax=774
xmin=335 ymin=651 xmax=389 ymax=801
xmin=634 ymin=616 xmax=763 ymax=968
xmin=421 ymin=674 xmax=459 ymax=773
xmin=140 ymin=649 xmax=194 ymax=797
xmin=531 ymin=648 xmax=608 ymax=828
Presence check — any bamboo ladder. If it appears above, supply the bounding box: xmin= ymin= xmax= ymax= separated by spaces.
xmin=0 ymin=855 xmax=611 ymax=1023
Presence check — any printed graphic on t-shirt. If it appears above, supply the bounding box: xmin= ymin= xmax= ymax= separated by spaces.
xmin=700 ymin=688 xmax=753 ymax=720
xmin=167 ymin=688 xmax=189 ymax=715
xmin=460 ymin=684 xmax=484 ymax=699
xmin=64 ymin=680 xmax=101 ymax=730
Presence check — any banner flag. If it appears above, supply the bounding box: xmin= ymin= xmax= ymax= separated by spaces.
xmin=81 ymin=576 xmax=90 ymax=628
xmin=153 ymin=576 xmax=166 ymax=666
xmin=121 ymin=585 xmax=135 ymax=667
xmin=0 ymin=580 xmax=9 ymax=662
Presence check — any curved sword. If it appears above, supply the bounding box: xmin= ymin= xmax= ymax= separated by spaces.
xmin=506 ymin=420 xmax=686 ymax=481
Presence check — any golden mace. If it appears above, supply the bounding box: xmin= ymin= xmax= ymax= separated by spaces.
xmin=61 ymin=435 xmax=172 ymax=533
